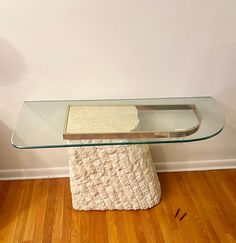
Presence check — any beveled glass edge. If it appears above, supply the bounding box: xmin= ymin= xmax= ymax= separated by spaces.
xmin=11 ymin=128 xmax=224 ymax=149
xmin=22 ymin=96 xmax=212 ymax=103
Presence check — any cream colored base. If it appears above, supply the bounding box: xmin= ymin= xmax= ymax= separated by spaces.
xmin=68 ymin=144 xmax=161 ymax=210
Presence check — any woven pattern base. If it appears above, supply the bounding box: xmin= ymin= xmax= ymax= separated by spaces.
xmin=68 ymin=144 xmax=161 ymax=210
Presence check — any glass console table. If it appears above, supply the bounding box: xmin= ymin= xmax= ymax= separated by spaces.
xmin=12 ymin=97 xmax=224 ymax=211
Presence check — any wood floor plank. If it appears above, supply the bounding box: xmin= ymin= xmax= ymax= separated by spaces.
xmin=89 ymin=211 xmax=109 ymax=243
xmin=141 ymin=208 xmax=165 ymax=243
xmin=0 ymin=181 xmax=11 ymax=239
xmin=121 ymin=210 xmax=139 ymax=243
xmin=53 ymin=179 xmax=66 ymax=241
xmin=107 ymin=210 xmax=129 ymax=243
xmin=13 ymin=180 xmax=34 ymax=243
xmin=174 ymin=172 xmax=211 ymax=243
xmin=206 ymin=171 xmax=236 ymax=237
xmin=0 ymin=169 xmax=235 ymax=243
xmin=42 ymin=179 xmax=57 ymax=243
xmin=77 ymin=211 xmax=90 ymax=243
xmin=70 ymin=210 xmax=81 ymax=242
xmin=158 ymin=173 xmax=179 ymax=231
xmin=154 ymin=204 xmax=177 ymax=242
xmin=105 ymin=211 xmax=119 ymax=243
xmin=23 ymin=180 xmax=43 ymax=242
xmin=182 ymin=172 xmax=220 ymax=243
xmin=186 ymin=172 xmax=228 ymax=242
xmin=61 ymin=179 xmax=72 ymax=242
xmin=0 ymin=181 xmax=25 ymax=242
xmin=33 ymin=179 xmax=49 ymax=243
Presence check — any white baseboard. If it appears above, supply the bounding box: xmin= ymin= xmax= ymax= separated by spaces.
xmin=0 ymin=167 xmax=69 ymax=181
xmin=0 ymin=159 xmax=235 ymax=181
xmin=155 ymin=159 xmax=236 ymax=172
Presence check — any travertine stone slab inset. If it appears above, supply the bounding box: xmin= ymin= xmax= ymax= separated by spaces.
xmin=66 ymin=106 xmax=139 ymax=134
xmin=68 ymin=144 xmax=161 ymax=210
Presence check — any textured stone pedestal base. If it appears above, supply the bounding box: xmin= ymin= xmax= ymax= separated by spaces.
xmin=68 ymin=144 xmax=161 ymax=210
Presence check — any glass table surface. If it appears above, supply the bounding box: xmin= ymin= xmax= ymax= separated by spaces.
xmin=11 ymin=97 xmax=224 ymax=149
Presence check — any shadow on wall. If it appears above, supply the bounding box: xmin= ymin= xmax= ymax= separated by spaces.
xmin=0 ymin=120 xmax=44 ymax=170
xmin=0 ymin=120 xmax=22 ymax=168
xmin=0 ymin=37 xmax=26 ymax=85
xmin=216 ymin=82 xmax=236 ymax=145
xmin=149 ymin=145 xmax=166 ymax=162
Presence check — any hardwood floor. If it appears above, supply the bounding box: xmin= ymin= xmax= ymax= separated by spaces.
xmin=0 ymin=170 xmax=236 ymax=243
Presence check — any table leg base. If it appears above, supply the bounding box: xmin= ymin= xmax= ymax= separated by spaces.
xmin=68 ymin=144 xmax=161 ymax=210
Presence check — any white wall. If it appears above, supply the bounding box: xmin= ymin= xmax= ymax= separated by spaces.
xmin=0 ymin=0 xmax=236 ymax=173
